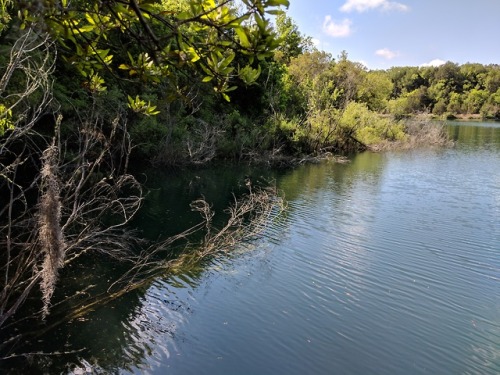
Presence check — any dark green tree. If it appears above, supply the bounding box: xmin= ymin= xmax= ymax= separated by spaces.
xmin=274 ymin=13 xmax=312 ymax=63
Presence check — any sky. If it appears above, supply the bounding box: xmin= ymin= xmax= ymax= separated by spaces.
xmin=284 ymin=0 xmax=500 ymax=69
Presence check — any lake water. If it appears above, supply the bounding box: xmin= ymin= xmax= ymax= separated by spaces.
xmin=1 ymin=121 xmax=499 ymax=374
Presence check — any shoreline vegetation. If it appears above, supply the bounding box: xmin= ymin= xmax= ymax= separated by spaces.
xmin=0 ymin=0 xmax=497 ymax=363
xmin=163 ymin=114 xmax=454 ymax=168
xmin=366 ymin=116 xmax=454 ymax=152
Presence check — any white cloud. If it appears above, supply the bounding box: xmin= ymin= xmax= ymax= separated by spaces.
xmin=421 ymin=59 xmax=446 ymax=67
xmin=311 ymin=38 xmax=321 ymax=47
xmin=340 ymin=0 xmax=409 ymax=13
xmin=375 ymin=48 xmax=399 ymax=59
xmin=322 ymin=16 xmax=352 ymax=38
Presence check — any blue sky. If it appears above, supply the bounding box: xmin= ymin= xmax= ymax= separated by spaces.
xmin=284 ymin=0 xmax=500 ymax=69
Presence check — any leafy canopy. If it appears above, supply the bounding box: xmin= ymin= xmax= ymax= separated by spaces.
xmin=13 ymin=0 xmax=289 ymax=105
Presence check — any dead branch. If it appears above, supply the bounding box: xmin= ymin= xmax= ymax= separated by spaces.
xmin=185 ymin=119 xmax=224 ymax=164
xmin=0 ymin=27 xmax=143 ymax=329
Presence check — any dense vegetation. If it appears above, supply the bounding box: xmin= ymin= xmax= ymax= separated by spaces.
xmin=0 ymin=0 xmax=497 ymax=345
xmin=3 ymin=1 xmax=498 ymax=165
xmin=29 ymin=9 xmax=499 ymax=162
xmin=0 ymin=0 xmax=288 ymax=337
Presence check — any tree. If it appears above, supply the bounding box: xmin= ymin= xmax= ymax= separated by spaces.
xmin=481 ymin=88 xmax=500 ymax=119
xmin=15 ymin=0 xmax=289 ymax=103
xmin=330 ymin=51 xmax=366 ymax=108
xmin=460 ymin=63 xmax=487 ymax=91
xmin=358 ymin=70 xmax=393 ymax=112
xmin=274 ymin=13 xmax=312 ymax=63
xmin=463 ymin=88 xmax=489 ymax=114
xmin=484 ymin=66 xmax=500 ymax=93
xmin=387 ymin=66 xmax=427 ymax=97
xmin=272 ymin=50 xmax=332 ymax=118
xmin=446 ymin=92 xmax=462 ymax=114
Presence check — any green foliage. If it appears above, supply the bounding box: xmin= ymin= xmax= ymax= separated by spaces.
xmin=480 ymin=88 xmax=500 ymax=119
xmin=284 ymin=50 xmax=334 ymax=114
xmin=129 ymin=116 xmax=169 ymax=159
xmin=446 ymin=92 xmax=463 ymax=114
xmin=384 ymin=62 xmax=499 ymax=118
xmin=0 ymin=0 xmax=11 ymax=35
xmin=329 ymin=52 xmax=366 ymax=107
xmin=386 ymin=97 xmax=409 ymax=119
xmin=387 ymin=66 xmax=426 ymax=97
xmin=274 ymin=13 xmax=312 ymax=63
xmin=463 ymin=89 xmax=489 ymax=114
xmin=340 ymin=102 xmax=406 ymax=145
xmin=215 ymin=110 xmax=256 ymax=156
xmin=387 ymin=87 xmax=430 ymax=117
xmin=14 ymin=0 xmax=289 ymax=105
xmin=127 ymin=95 xmax=160 ymax=116
xmin=0 ymin=103 xmax=14 ymax=135
xmin=484 ymin=68 xmax=500 ymax=93
xmin=358 ymin=71 xmax=393 ymax=112
xmin=287 ymin=50 xmax=333 ymax=86
xmin=266 ymin=113 xmax=307 ymax=153
xmin=4 ymin=2 xmax=497 ymax=165
xmin=432 ymin=99 xmax=447 ymax=116
xmin=306 ymin=106 xmax=341 ymax=150
xmin=460 ymin=63 xmax=487 ymax=91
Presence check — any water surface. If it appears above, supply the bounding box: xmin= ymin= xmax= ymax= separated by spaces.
xmin=130 ymin=120 xmax=500 ymax=375
xmin=2 ymin=121 xmax=500 ymax=374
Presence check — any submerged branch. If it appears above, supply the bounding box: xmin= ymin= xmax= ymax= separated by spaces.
xmin=46 ymin=186 xmax=285 ymax=325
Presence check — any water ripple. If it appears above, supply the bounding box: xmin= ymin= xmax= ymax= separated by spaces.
xmin=121 ymin=126 xmax=500 ymax=374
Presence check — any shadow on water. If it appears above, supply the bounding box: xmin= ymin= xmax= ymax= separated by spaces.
xmin=0 ymin=163 xmax=286 ymax=373
xmin=131 ymin=164 xmax=281 ymax=240
xmin=0 ymin=153 xmax=416 ymax=373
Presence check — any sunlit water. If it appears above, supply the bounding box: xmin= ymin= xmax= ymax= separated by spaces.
xmin=2 ymin=121 xmax=499 ymax=374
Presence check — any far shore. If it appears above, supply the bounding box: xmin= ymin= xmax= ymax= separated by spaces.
xmin=445 ymin=113 xmax=483 ymax=120
xmin=408 ymin=113 xmax=499 ymax=122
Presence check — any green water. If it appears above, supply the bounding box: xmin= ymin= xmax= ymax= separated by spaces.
xmin=1 ymin=121 xmax=499 ymax=374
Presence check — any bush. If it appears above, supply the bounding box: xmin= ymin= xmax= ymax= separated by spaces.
xmin=341 ymin=102 xmax=406 ymax=145
xmin=387 ymin=97 xmax=410 ymax=119
xmin=130 ymin=116 xmax=169 ymax=159
xmin=432 ymin=99 xmax=447 ymax=115
xmin=268 ymin=113 xmax=307 ymax=154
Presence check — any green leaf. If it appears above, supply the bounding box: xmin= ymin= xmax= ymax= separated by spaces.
xmin=218 ymin=52 xmax=235 ymax=70
xmin=265 ymin=9 xmax=284 ymax=15
xmin=85 ymin=13 xmax=96 ymax=25
xmin=75 ymin=24 xmax=95 ymax=33
xmin=254 ymin=13 xmax=266 ymax=32
xmin=235 ymin=28 xmax=251 ymax=48
xmin=127 ymin=51 xmax=135 ymax=64
xmin=266 ymin=0 xmax=290 ymax=6
xmin=97 ymin=49 xmax=110 ymax=59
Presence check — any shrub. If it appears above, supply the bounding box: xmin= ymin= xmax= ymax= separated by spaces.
xmin=130 ymin=116 xmax=169 ymax=159
xmin=341 ymin=102 xmax=406 ymax=145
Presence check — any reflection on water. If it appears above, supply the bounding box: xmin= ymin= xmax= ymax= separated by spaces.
xmin=448 ymin=120 xmax=500 ymax=148
xmin=1 ymin=121 xmax=500 ymax=374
